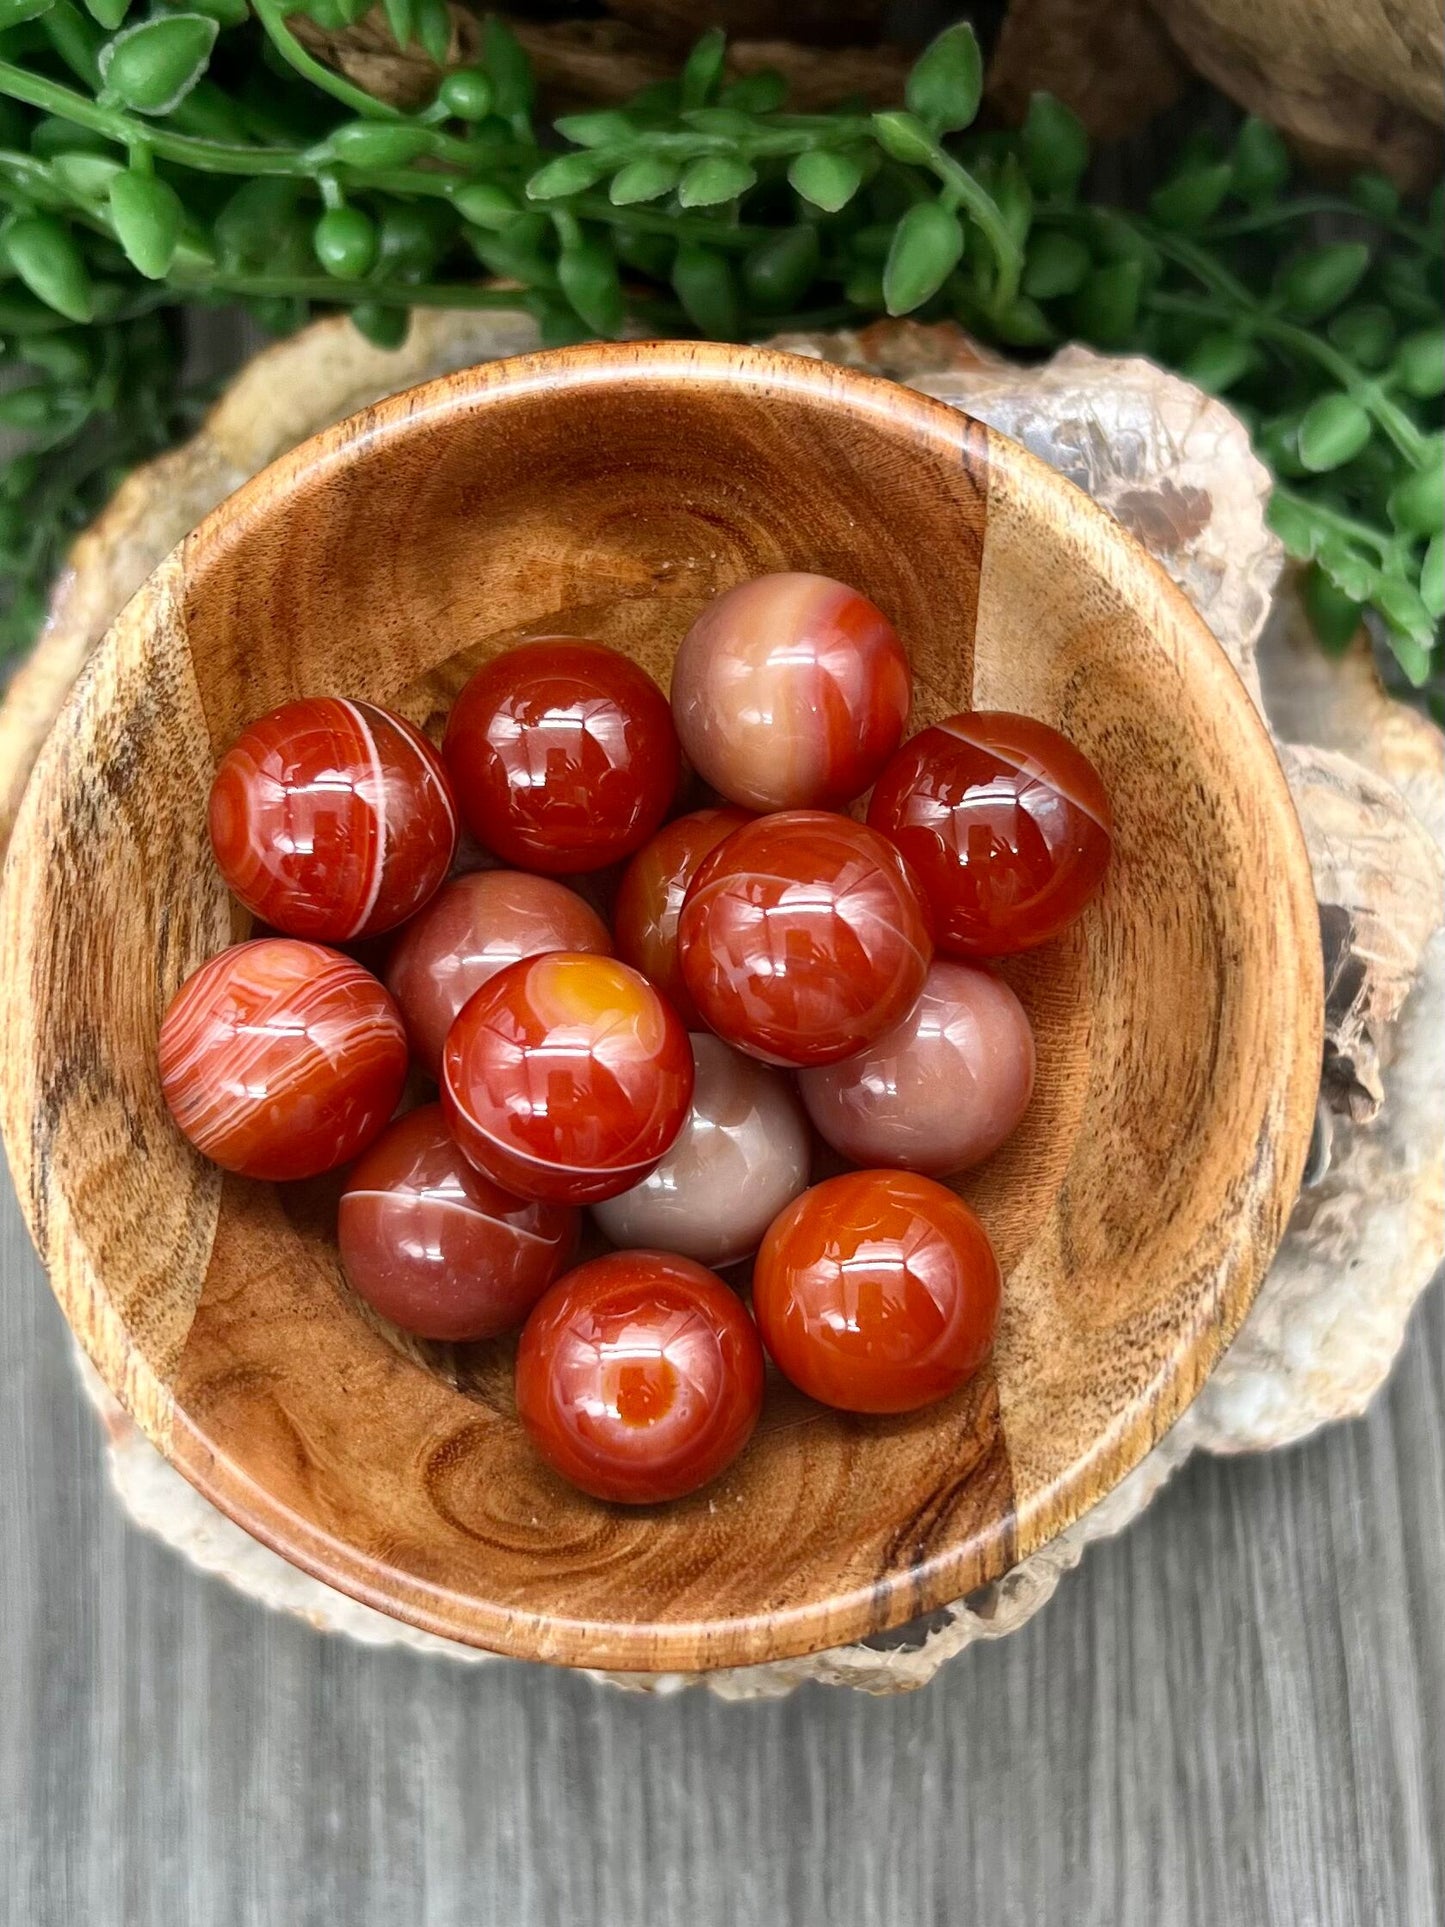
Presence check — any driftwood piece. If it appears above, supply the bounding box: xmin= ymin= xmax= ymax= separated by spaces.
xmin=1 ymin=312 xmax=1439 ymax=1694
xmin=986 ymin=0 xmax=1186 ymax=141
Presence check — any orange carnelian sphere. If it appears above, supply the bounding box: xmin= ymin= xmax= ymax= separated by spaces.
xmin=677 ymin=810 xmax=933 ymax=1067
xmin=752 ymin=1171 xmax=1001 ymax=1414
xmin=670 ymin=572 xmax=911 ymax=810
xmin=442 ymin=639 xmax=680 ymax=874
xmin=208 ymin=697 xmax=458 ymax=940
xmin=158 ymin=938 xmax=408 ymax=1180
xmin=612 ymin=806 xmax=752 ymax=1028
xmin=867 ymin=711 xmax=1112 ymax=958
xmin=338 ymin=1105 xmax=578 ymax=1341
xmin=441 ymin=952 xmax=694 ymax=1203
xmin=515 ymin=1250 xmax=765 ymax=1503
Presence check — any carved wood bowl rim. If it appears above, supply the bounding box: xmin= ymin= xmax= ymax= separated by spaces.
xmin=0 ymin=341 xmax=1323 ymax=1671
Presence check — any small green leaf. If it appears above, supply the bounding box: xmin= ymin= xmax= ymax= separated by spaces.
xmin=1266 ymin=491 xmax=1321 ymax=560
xmin=1302 ymin=561 xmax=1365 ymax=654
xmin=3 ymin=214 xmax=93 ymax=323
xmin=677 ymin=154 xmax=756 ymax=208
xmin=788 ymin=148 xmax=862 ymax=213
xmin=1071 ymin=258 xmax=1142 ymax=347
xmin=1315 ymin=540 xmax=1379 ymax=604
xmin=1021 ymin=93 xmax=1089 ymax=198
xmin=553 ymin=109 xmax=633 ymax=148
xmin=452 ymin=181 xmax=522 ymax=231
xmin=84 ymin=0 xmax=129 ymax=28
xmin=720 ymin=70 xmax=786 ymax=114
xmin=608 ymin=157 xmax=679 ymax=207
xmin=1349 ymin=170 xmax=1399 ymax=219
xmin=680 ymin=107 xmax=755 ymax=138
xmin=1297 ymin=393 xmax=1372 ymax=472
xmin=679 ymin=26 xmax=726 ymax=112
xmin=483 ymin=15 xmax=534 ymax=126
xmin=318 ymin=121 xmax=436 ymax=169
xmin=527 ymin=151 xmax=610 ymax=201
xmin=1388 ymin=456 xmax=1445 ymax=537
xmin=1420 ymin=534 xmax=1445 ymax=620
xmin=1327 ymin=303 xmax=1396 ymax=369
xmin=1282 ymin=242 xmax=1371 ymax=322
xmin=1149 ymin=162 xmax=1232 ymax=230
xmin=1179 ymin=331 xmax=1257 ymax=394
xmin=557 ymin=232 xmax=623 ymax=337
xmin=989 ymin=294 xmax=1054 ymax=346
xmin=1391 ymin=330 xmax=1445 ymax=399
xmin=741 ymin=224 xmax=821 ymax=313
xmin=870 ymin=111 xmax=936 ymax=168
xmin=0 ymin=0 xmax=56 ymax=27
xmin=313 ymin=204 xmax=378 ymax=280
xmin=1230 ymin=118 xmax=1289 ymax=205
xmin=672 ymin=241 xmax=739 ymax=337
xmin=98 ymin=12 xmax=217 ymax=115
xmin=107 ymin=167 xmax=182 ymax=278
xmin=883 ymin=200 xmax=964 ymax=315
xmin=904 ymin=21 xmax=982 ymax=135
xmin=380 ymin=0 xmax=412 ymax=48
xmin=1021 ymin=229 xmax=1091 ymax=299
xmin=436 ymin=69 xmax=494 ymax=122
xmin=1376 ymin=575 xmax=1436 ymax=648
xmin=48 ymin=151 xmax=125 ymax=198
xmin=351 ymin=303 xmax=410 ymax=351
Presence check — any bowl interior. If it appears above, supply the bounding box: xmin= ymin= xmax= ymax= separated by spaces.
xmin=0 ymin=343 xmax=1321 ymax=1671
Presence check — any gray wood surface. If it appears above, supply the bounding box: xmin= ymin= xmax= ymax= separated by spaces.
xmin=2 ymin=1172 xmax=1441 ymax=1927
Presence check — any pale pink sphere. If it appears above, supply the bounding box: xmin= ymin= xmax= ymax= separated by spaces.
xmin=385 ymin=869 xmax=611 ymax=1075
xmin=798 ymin=960 xmax=1035 ymax=1176
xmin=670 ymin=572 xmax=911 ymax=811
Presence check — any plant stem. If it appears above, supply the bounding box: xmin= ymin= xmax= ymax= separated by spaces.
xmin=249 ymin=0 xmax=403 ymax=122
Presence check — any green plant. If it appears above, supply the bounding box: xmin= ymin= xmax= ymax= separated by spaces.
xmin=0 ymin=14 xmax=1439 ymax=683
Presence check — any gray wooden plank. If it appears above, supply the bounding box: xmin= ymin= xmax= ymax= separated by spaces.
xmin=2 ymin=1176 xmax=1441 ymax=1927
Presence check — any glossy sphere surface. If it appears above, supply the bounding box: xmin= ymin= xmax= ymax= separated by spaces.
xmin=386 ymin=869 xmax=611 ymax=1075
xmin=442 ymin=640 xmax=680 ymax=874
xmin=209 ymin=698 xmax=458 ymax=940
xmin=515 ymin=1251 xmax=764 ymax=1503
xmin=867 ymin=711 xmax=1112 ymax=957
xmin=441 ymin=952 xmax=694 ymax=1203
xmin=677 ymin=811 xmax=933 ymax=1067
xmin=338 ymin=1105 xmax=577 ymax=1341
xmin=158 ymin=939 xmax=407 ymax=1180
xmin=592 ymin=1034 xmax=811 ymax=1266
xmin=612 ymin=807 xmax=752 ymax=1028
xmin=753 ymin=1170 xmax=1001 ymax=1414
xmin=671 ymin=572 xmax=911 ymax=811
xmin=799 ymin=960 xmax=1035 ymax=1176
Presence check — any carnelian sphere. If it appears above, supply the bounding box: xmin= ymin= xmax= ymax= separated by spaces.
xmin=612 ymin=807 xmax=752 ymax=1028
xmin=677 ymin=810 xmax=933 ymax=1067
xmin=385 ymin=869 xmax=612 ymax=1075
xmin=208 ymin=697 xmax=458 ymax=940
xmin=867 ymin=712 xmax=1112 ymax=958
xmin=591 ymin=1033 xmax=811 ymax=1267
xmin=798 ymin=959 xmax=1035 ymax=1176
xmin=158 ymin=938 xmax=408 ymax=1180
xmin=441 ymin=952 xmax=694 ymax=1203
xmin=338 ymin=1104 xmax=577 ymax=1340
xmin=670 ymin=572 xmax=911 ymax=810
xmin=442 ymin=639 xmax=680 ymax=874
xmin=515 ymin=1250 xmax=765 ymax=1503
xmin=752 ymin=1170 xmax=1001 ymax=1414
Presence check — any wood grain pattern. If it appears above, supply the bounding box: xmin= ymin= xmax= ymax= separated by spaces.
xmin=0 ymin=341 xmax=1322 ymax=1670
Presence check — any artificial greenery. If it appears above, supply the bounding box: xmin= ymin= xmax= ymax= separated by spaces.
xmin=0 ymin=11 xmax=1440 ymax=681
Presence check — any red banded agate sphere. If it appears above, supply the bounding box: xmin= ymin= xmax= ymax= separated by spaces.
xmin=208 ymin=698 xmax=458 ymax=940
xmin=752 ymin=1170 xmax=1001 ymax=1415
xmin=442 ymin=640 xmax=679 ymax=874
xmin=670 ymin=572 xmax=911 ymax=810
xmin=441 ymin=952 xmax=694 ymax=1203
xmin=867 ymin=712 xmax=1112 ymax=958
xmin=676 ymin=811 xmax=933 ymax=1067
xmin=158 ymin=938 xmax=407 ymax=1180
xmin=515 ymin=1251 xmax=765 ymax=1503
xmin=612 ymin=807 xmax=752 ymax=1029
xmin=386 ymin=869 xmax=611 ymax=1075
xmin=798 ymin=959 xmax=1035 ymax=1176
xmin=338 ymin=1104 xmax=577 ymax=1340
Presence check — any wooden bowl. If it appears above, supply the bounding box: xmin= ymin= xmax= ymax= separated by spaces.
xmin=0 ymin=342 xmax=1321 ymax=1672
